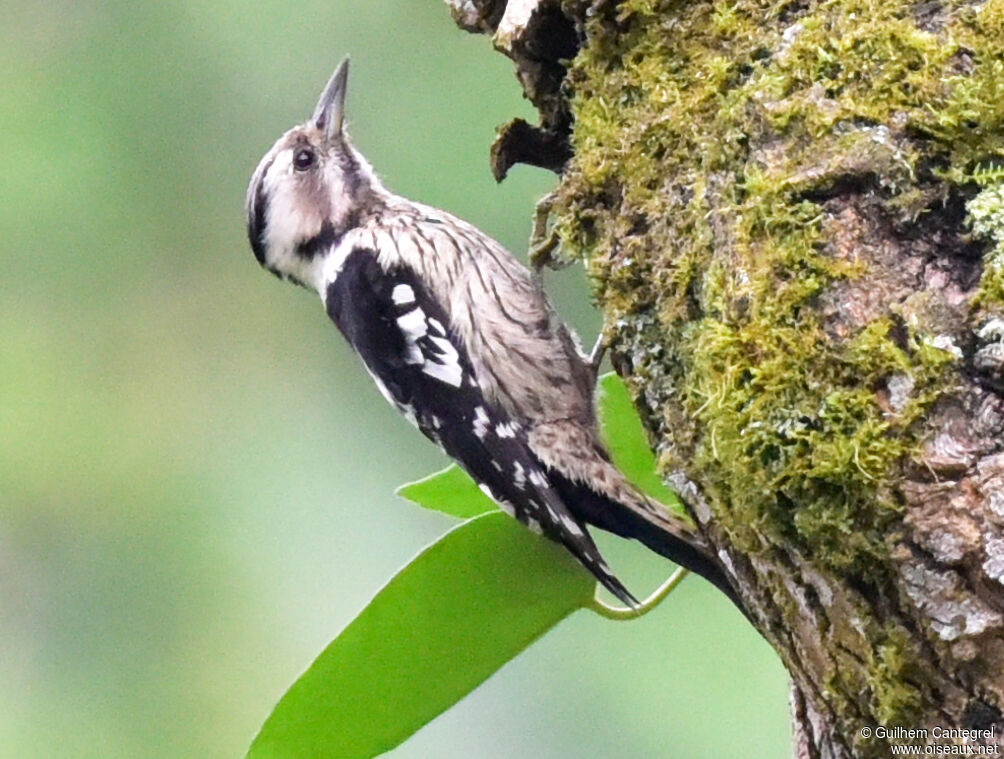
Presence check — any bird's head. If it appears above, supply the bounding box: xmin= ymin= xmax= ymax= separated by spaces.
xmin=245 ymin=57 xmax=379 ymax=292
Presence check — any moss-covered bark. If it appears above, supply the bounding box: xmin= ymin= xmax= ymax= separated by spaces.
xmin=447 ymin=0 xmax=1004 ymax=755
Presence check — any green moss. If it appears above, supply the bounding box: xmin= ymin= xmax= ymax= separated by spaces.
xmin=552 ymin=0 xmax=995 ymax=577
xmin=544 ymin=0 xmax=1004 ymax=728
xmin=868 ymin=628 xmax=926 ymax=726
xmin=828 ymin=625 xmax=926 ymax=745
xmin=968 ymin=181 xmax=1004 ymax=304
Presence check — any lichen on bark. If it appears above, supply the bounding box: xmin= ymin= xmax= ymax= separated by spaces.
xmin=447 ymin=0 xmax=1004 ymax=755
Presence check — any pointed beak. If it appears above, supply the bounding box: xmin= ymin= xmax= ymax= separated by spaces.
xmin=312 ymin=56 xmax=350 ymax=139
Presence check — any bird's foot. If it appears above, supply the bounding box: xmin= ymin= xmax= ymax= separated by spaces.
xmin=588 ymin=333 xmax=606 ymax=377
xmin=529 ymin=193 xmax=561 ymax=272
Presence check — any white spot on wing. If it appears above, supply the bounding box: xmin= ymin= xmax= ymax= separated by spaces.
xmin=513 ymin=462 xmax=526 ymax=490
xmin=496 ymin=422 xmax=518 ymax=438
xmin=396 ymin=307 xmax=428 ymax=339
xmin=428 ymin=318 xmax=447 ymax=336
xmin=395 ymin=305 xmax=440 ymax=367
xmin=560 ymin=513 xmax=585 ymax=537
xmin=392 ymin=284 xmax=415 ymax=305
xmin=473 ymin=406 xmax=490 ymax=439
xmin=423 ymin=361 xmax=463 ymax=387
xmin=422 ymin=336 xmax=462 ymax=387
xmin=529 ymin=470 xmax=548 ymax=488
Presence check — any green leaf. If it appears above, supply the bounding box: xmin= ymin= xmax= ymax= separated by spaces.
xmin=598 ymin=373 xmax=681 ymax=508
xmin=246 ymin=511 xmax=595 ymax=759
xmin=395 ymin=464 xmax=496 ymax=518
xmin=249 ymin=372 xmax=683 ymax=758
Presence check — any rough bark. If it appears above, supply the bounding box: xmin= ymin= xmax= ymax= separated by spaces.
xmin=445 ymin=0 xmax=1004 ymax=756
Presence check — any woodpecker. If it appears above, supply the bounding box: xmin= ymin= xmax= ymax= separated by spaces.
xmin=245 ymin=58 xmax=738 ymax=607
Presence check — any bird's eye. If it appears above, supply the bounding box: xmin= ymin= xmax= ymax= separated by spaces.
xmin=293 ymin=147 xmax=316 ymax=171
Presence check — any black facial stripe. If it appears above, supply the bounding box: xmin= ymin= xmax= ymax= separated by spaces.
xmin=295 ymin=221 xmax=338 ymax=258
xmin=247 ymin=155 xmax=275 ymax=266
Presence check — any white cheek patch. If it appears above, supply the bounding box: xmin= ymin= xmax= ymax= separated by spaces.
xmin=260 ymin=146 xmax=333 ymax=294
xmin=263 ymin=152 xmax=305 ymax=251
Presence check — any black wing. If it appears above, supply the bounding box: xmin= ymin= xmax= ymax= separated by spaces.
xmin=325 ymin=248 xmax=635 ymax=604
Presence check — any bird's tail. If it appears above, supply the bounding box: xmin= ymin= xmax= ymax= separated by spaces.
xmin=529 ymin=420 xmax=745 ymax=612
xmin=591 ymin=482 xmax=745 ymax=612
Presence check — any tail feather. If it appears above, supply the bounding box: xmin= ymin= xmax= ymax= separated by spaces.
xmin=528 ymin=420 xmax=744 ymax=611
xmin=586 ymin=555 xmax=639 ymax=607
xmin=562 ymin=470 xmax=744 ymax=611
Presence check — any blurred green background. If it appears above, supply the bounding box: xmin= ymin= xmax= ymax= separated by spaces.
xmin=0 ymin=1 xmax=790 ymax=756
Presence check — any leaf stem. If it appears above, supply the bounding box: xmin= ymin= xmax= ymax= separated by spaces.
xmin=588 ymin=567 xmax=690 ymax=621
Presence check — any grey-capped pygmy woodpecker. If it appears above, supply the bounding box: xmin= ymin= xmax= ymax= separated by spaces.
xmin=245 ymin=58 xmax=739 ymax=606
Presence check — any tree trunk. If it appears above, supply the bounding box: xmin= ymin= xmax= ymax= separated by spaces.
xmin=445 ymin=0 xmax=1004 ymax=755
